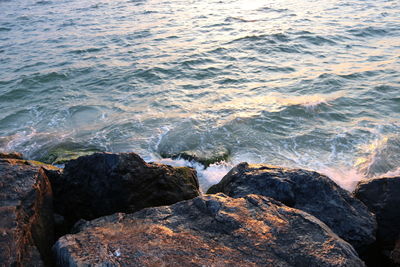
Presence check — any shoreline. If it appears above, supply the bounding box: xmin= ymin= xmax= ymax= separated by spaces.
xmin=1 ymin=151 xmax=399 ymax=266
xmin=4 ymin=145 xmax=389 ymax=193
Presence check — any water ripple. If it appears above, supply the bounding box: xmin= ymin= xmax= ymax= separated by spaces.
xmin=0 ymin=0 xmax=399 ymax=189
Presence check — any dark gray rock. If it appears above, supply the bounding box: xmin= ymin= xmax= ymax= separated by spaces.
xmin=50 ymin=152 xmax=200 ymax=224
xmin=354 ymin=176 xmax=400 ymax=250
xmin=207 ymin=163 xmax=376 ymax=252
xmin=0 ymin=158 xmax=57 ymax=266
xmin=53 ymin=194 xmax=365 ymax=267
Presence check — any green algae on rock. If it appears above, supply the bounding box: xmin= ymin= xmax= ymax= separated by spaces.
xmin=36 ymin=141 xmax=103 ymax=164
xmin=160 ymin=147 xmax=230 ymax=167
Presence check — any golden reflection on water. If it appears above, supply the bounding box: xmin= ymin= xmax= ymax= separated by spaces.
xmin=329 ymin=59 xmax=397 ymax=75
xmin=2 ymin=0 xmax=399 ymax=189
xmin=193 ymin=91 xmax=345 ymax=117
xmin=95 ymin=0 xmax=400 ymax=126
xmin=354 ymin=136 xmax=389 ymax=174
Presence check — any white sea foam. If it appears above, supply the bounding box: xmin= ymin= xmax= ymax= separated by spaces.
xmin=146 ymin=153 xmax=233 ymax=192
xmin=151 ymin=153 xmax=369 ymax=193
xmin=148 ymin=129 xmax=400 ymax=193
xmin=380 ymin=167 xmax=400 ymax=177
xmin=319 ymin=167 xmax=365 ymax=191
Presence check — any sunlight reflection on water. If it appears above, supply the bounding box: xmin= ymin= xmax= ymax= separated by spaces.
xmin=0 ymin=0 xmax=399 ymax=189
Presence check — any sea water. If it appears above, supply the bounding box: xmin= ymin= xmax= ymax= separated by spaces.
xmin=1 ymin=0 xmax=399 ymax=191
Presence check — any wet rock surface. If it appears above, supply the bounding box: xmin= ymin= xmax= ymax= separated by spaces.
xmin=53 ymin=194 xmax=365 ymax=267
xmin=354 ymin=176 xmax=400 ymax=250
xmin=36 ymin=141 xmax=103 ymax=164
xmin=0 ymin=157 xmax=56 ymax=266
xmin=207 ymin=163 xmax=376 ymax=252
xmin=160 ymin=147 xmax=230 ymax=167
xmin=50 ymin=152 xmax=200 ymax=225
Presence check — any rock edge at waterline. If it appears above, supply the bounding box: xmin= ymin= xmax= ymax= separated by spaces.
xmin=49 ymin=152 xmax=201 ymax=226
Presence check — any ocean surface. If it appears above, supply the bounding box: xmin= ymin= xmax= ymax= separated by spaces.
xmin=1 ymin=0 xmax=399 ymax=191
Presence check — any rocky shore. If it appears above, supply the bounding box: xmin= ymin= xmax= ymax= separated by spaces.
xmin=0 ymin=151 xmax=399 ymax=266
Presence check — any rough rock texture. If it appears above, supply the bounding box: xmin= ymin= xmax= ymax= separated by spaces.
xmin=207 ymin=163 xmax=376 ymax=252
xmin=354 ymin=176 xmax=400 ymax=250
xmin=50 ymin=152 xmax=200 ymax=224
xmin=0 ymin=158 xmax=56 ymax=266
xmin=53 ymin=194 xmax=365 ymax=267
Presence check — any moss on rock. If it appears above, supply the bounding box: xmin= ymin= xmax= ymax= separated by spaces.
xmin=37 ymin=142 xmax=103 ymax=164
xmin=161 ymin=148 xmax=230 ymax=167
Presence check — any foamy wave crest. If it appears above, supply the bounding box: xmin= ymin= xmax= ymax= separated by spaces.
xmin=2 ymin=128 xmax=51 ymax=157
xmin=379 ymin=167 xmax=400 ymax=177
xmin=319 ymin=167 xmax=365 ymax=192
xmin=354 ymin=133 xmax=400 ymax=177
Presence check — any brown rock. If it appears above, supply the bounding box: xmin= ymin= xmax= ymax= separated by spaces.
xmin=0 ymin=158 xmax=56 ymax=266
xmin=53 ymin=194 xmax=365 ymax=267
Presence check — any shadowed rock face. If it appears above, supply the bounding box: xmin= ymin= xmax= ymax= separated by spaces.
xmin=207 ymin=163 xmax=376 ymax=253
xmin=0 ymin=157 xmax=56 ymax=266
xmin=50 ymin=152 xmax=200 ymax=224
xmin=354 ymin=176 xmax=400 ymax=250
xmin=53 ymin=194 xmax=365 ymax=267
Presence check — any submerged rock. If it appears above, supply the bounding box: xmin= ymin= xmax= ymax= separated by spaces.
xmin=53 ymin=194 xmax=365 ymax=267
xmin=36 ymin=141 xmax=103 ymax=164
xmin=0 ymin=151 xmax=23 ymax=159
xmin=0 ymin=158 xmax=56 ymax=266
xmin=207 ymin=163 xmax=376 ymax=252
xmin=160 ymin=147 xmax=230 ymax=167
xmin=354 ymin=176 xmax=400 ymax=250
xmin=50 ymin=152 xmax=200 ymax=224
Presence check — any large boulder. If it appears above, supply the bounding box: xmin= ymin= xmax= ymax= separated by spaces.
xmin=53 ymin=194 xmax=365 ymax=267
xmin=0 ymin=156 xmax=57 ymax=266
xmin=207 ymin=163 xmax=376 ymax=252
xmin=50 ymin=152 xmax=200 ymax=224
xmin=354 ymin=176 xmax=400 ymax=250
